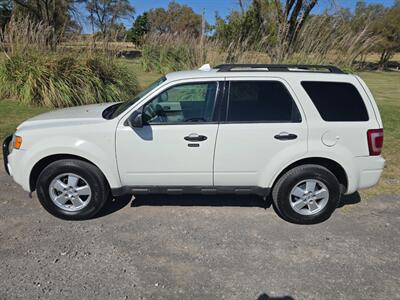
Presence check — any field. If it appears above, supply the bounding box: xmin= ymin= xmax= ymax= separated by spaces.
xmin=0 ymin=60 xmax=399 ymax=195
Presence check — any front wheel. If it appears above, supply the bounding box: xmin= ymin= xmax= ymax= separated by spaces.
xmin=272 ymin=164 xmax=341 ymax=224
xmin=36 ymin=159 xmax=110 ymax=220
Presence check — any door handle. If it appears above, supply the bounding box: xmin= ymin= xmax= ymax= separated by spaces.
xmin=274 ymin=132 xmax=298 ymax=140
xmin=184 ymin=133 xmax=208 ymax=142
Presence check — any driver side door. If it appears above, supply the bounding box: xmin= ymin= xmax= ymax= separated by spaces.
xmin=116 ymin=80 xmax=221 ymax=187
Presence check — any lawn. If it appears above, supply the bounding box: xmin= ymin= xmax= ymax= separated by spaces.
xmin=0 ymin=64 xmax=399 ymax=194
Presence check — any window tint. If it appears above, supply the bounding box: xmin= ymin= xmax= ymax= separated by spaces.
xmin=301 ymin=81 xmax=369 ymax=122
xmin=143 ymin=82 xmax=217 ymax=124
xmin=111 ymin=76 xmax=166 ymax=118
xmin=226 ymin=81 xmax=301 ymax=122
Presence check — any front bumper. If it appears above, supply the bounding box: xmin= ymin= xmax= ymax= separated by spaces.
xmin=2 ymin=134 xmax=12 ymax=175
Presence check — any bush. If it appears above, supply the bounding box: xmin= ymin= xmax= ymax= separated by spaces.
xmin=0 ymin=52 xmax=138 ymax=107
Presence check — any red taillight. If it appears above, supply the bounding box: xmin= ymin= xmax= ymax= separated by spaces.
xmin=367 ymin=129 xmax=384 ymax=156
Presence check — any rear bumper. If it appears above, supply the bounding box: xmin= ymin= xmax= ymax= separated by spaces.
xmin=354 ymin=156 xmax=385 ymax=191
xmin=2 ymin=135 xmax=12 ymax=175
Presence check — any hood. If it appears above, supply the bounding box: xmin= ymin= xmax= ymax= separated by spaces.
xmin=17 ymin=103 xmax=115 ymax=130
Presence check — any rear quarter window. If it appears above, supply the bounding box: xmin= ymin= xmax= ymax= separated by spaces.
xmin=301 ymin=81 xmax=369 ymax=122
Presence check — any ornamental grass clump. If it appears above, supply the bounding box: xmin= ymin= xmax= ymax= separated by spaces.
xmin=0 ymin=17 xmax=138 ymax=108
xmin=0 ymin=52 xmax=138 ymax=108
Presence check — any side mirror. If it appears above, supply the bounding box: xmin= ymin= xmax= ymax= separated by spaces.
xmin=126 ymin=110 xmax=143 ymax=128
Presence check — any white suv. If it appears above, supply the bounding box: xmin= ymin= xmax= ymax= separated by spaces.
xmin=3 ymin=64 xmax=385 ymax=224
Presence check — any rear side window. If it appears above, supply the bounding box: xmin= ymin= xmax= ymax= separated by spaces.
xmin=226 ymin=81 xmax=301 ymax=122
xmin=301 ymin=81 xmax=369 ymax=121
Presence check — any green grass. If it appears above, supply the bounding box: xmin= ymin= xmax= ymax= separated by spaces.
xmin=358 ymin=71 xmax=400 ymax=195
xmin=0 ymin=101 xmax=50 ymax=139
xmin=0 ymin=66 xmax=399 ymax=194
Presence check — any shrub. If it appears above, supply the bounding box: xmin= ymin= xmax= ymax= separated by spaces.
xmin=0 ymin=17 xmax=138 ymax=108
xmin=0 ymin=51 xmax=138 ymax=108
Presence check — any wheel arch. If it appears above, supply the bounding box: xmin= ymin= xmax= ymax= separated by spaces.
xmin=271 ymin=157 xmax=348 ymax=193
xmin=29 ymin=154 xmax=110 ymax=192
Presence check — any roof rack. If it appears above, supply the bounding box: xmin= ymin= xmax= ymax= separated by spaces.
xmin=215 ymin=64 xmax=345 ymax=74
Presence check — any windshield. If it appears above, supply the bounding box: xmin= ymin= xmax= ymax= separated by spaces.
xmin=110 ymin=76 xmax=167 ymax=118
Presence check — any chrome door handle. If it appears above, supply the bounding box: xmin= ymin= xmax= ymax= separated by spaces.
xmin=184 ymin=133 xmax=208 ymax=142
xmin=274 ymin=132 xmax=298 ymax=140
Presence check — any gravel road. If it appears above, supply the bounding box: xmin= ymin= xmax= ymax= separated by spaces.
xmin=0 ymin=167 xmax=399 ymax=300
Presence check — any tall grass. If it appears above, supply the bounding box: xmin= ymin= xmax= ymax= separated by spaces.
xmin=0 ymin=17 xmax=138 ymax=108
xmin=140 ymin=15 xmax=379 ymax=73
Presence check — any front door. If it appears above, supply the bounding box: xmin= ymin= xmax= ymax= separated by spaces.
xmin=116 ymin=81 xmax=220 ymax=186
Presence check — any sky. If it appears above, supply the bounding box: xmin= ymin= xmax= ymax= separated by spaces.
xmin=79 ymin=0 xmax=395 ymax=33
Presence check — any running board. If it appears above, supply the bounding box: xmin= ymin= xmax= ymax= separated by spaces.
xmin=112 ymin=186 xmax=270 ymax=197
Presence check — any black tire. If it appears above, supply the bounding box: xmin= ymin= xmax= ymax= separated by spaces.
xmin=36 ymin=159 xmax=110 ymax=220
xmin=272 ymin=164 xmax=341 ymax=224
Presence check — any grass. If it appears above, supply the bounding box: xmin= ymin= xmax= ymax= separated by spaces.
xmin=0 ymin=62 xmax=398 ymax=195
xmin=358 ymin=71 xmax=400 ymax=196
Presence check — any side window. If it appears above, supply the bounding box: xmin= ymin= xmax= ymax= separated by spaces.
xmin=143 ymin=82 xmax=217 ymax=124
xmin=301 ymin=81 xmax=369 ymax=122
xmin=226 ymin=81 xmax=301 ymax=122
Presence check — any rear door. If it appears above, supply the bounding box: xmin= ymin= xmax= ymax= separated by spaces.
xmin=214 ymin=78 xmax=308 ymax=187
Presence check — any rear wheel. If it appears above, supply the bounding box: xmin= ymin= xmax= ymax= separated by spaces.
xmin=36 ymin=159 xmax=110 ymax=220
xmin=272 ymin=164 xmax=341 ymax=224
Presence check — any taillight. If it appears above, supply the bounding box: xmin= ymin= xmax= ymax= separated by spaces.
xmin=367 ymin=129 xmax=384 ymax=156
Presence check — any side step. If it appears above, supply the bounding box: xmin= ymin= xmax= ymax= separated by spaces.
xmin=112 ymin=186 xmax=270 ymax=197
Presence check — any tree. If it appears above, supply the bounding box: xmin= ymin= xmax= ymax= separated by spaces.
xmin=12 ymin=0 xmax=81 ymax=48
xmin=213 ymin=0 xmax=275 ymax=48
xmin=0 ymin=0 xmax=12 ymax=29
xmin=147 ymin=1 xmax=203 ymax=37
xmin=373 ymin=1 xmax=400 ymax=68
xmin=272 ymin=0 xmax=318 ymax=53
xmin=86 ymin=0 xmax=134 ymax=37
xmin=126 ymin=12 xmax=150 ymax=45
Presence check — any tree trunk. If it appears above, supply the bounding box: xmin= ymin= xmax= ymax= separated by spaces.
xmin=378 ymin=49 xmax=393 ymax=70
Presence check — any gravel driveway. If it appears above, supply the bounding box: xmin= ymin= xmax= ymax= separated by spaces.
xmin=0 ymin=167 xmax=399 ymax=300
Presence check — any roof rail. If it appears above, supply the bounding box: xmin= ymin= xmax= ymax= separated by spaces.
xmin=215 ymin=64 xmax=345 ymax=74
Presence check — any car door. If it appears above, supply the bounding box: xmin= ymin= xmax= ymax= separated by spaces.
xmin=116 ymin=80 xmax=221 ymax=187
xmin=214 ymin=78 xmax=308 ymax=188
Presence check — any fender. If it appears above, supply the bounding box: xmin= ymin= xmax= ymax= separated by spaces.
xmin=19 ymin=136 xmax=121 ymax=191
xmin=265 ymin=144 xmax=358 ymax=194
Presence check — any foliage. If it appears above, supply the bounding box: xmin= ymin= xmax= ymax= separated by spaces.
xmin=12 ymin=0 xmax=81 ymax=48
xmin=0 ymin=16 xmax=53 ymax=55
xmin=86 ymin=0 xmax=134 ymax=37
xmin=127 ymin=12 xmax=150 ymax=46
xmin=0 ymin=0 xmax=12 ymax=30
xmin=371 ymin=1 xmax=400 ymax=67
xmin=147 ymin=1 xmax=203 ymax=37
xmin=140 ymin=34 xmax=206 ymax=73
xmin=0 ymin=51 xmax=138 ymax=107
xmin=141 ymin=10 xmax=379 ymax=74
xmin=0 ymin=17 xmax=138 ymax=108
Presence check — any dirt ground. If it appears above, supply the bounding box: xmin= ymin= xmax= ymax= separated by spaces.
xmin=0 ymin=167 xmax=399 ymax=300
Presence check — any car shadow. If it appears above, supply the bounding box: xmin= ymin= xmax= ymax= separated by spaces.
xmin=337 ymin=192 xmax=361 ymax=208
xmin=96 ymin=191 xmax=361 ymax=218
xmin=257 ymin=293 xmax=294 ymax=300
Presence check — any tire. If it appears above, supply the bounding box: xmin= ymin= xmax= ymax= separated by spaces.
xmin=272 ymin=164 xmax=341 ymax=224
xmin=36 ymin=159 xmax=110 ymax=220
